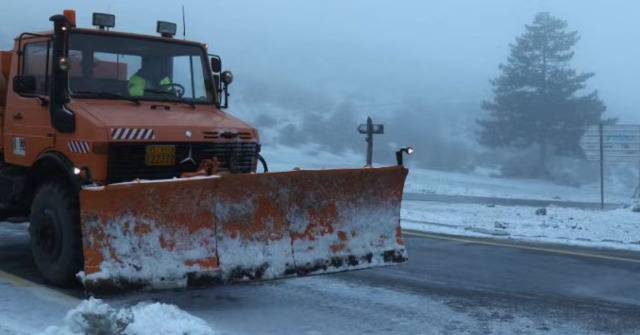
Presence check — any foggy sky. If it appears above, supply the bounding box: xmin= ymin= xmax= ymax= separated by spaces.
xmin=2 ymin=0 xmax=638 ymax=124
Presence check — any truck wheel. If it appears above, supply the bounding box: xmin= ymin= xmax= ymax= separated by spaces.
xmin=29 ymin=182 xmax=83 ymax=287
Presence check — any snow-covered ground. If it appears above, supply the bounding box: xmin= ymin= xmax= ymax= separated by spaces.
xmin=262 ymin=144 xmax=363 ymax=172
xmin=402 ymin=201 xmax=640 ymax=252
xmin=404 ymin=168 xmax=633 ymax=204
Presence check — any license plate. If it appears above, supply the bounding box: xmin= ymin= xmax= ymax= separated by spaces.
xmin=145 ymin=145 xmax=176 ymax=166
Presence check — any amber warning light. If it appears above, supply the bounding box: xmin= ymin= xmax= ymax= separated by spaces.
xmin=63 ymin=9 xmax=77 ymax=27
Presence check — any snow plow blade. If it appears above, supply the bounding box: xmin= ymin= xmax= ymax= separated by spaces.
xmin=79 ymin=166 xmax=408 ymax=291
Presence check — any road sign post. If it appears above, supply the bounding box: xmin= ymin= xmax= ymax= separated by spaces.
xmin=635 ymin=159 xmax=640 ymax=199
xmin=357 ymin=116 xmax=384 ymax=167
xmin=580 ymin=124 xmax=640 ymax=206
xmin=636 ymin=126 xmax=640 ymax=199
xmin=599 ymin=123 xmax=604 ymax=210
xmin=636 ymin=125 xmax=640 ymax=199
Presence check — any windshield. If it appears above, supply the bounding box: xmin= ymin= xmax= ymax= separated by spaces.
xmin=67 ymin=32 xmax=213 ymax=104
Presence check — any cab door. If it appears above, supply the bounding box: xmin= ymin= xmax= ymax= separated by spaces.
xmin=4 ymin=38 xmax=56 ymax=166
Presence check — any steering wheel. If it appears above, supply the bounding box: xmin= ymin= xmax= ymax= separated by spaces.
xmin=161 ymin=83 xmax=186 ymax=98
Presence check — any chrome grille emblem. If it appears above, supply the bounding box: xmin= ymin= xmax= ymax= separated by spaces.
xmin=180 ymin=145 xmax=197 ymax=166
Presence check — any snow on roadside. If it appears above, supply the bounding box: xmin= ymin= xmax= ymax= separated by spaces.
xmin=261 ymin=144 xmax=362 ymax=172
xmin=402 ymin=200 xmax=640 ymax=251
xmin=42 ymin=298 xmax=216 ymax=335
xmin=404 ymin=167 xmax=632 ymax=204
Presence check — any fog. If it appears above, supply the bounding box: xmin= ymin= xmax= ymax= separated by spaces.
xmin=2 ymin=0 xmax=639 ymax=172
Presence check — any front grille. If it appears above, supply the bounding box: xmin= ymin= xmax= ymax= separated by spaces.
xmin=107 ymin=142 xmax=258 ymax=183
xmin=202 ymin=131 xmax=252 ymax=140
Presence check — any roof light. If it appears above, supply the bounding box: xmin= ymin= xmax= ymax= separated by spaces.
xmin=93 ymin=13 xmax=115 ymax=30
xmin=157 ymin=21 xmax=177 ymax=38
xmin=63 ymin=9 xmax=77 ymax=27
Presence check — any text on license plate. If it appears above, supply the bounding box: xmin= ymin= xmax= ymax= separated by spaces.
xmin=145 ymin=145 xmax=176 ymax=166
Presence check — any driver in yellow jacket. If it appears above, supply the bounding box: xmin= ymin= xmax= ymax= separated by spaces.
xmin=128 ymin=58 xmax=172 ymax=97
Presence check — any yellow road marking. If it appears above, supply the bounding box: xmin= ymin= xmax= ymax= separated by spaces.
xmin=403 ymin=230 xmax=640 ymax=264
xmin=0 ymin=269 xmax=32 ymax=287
xmin=0 ymin=269 xmax=81 ymax=305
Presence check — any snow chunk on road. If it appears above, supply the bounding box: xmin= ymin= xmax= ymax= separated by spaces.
xmin=42 ymin=298 xmax=215 ymax=335
xmin=124 ymin=302 xmax=215 ymax=335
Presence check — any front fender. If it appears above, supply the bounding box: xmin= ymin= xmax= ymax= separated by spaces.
xmin=30 ymin=151 xmax=80 ymax=193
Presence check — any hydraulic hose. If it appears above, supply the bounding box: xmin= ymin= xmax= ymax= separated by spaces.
xmin=257 ymin=153 xmax=269 ymax=173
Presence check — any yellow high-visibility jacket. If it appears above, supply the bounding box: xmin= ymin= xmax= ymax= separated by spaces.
xmin=128 ymin=75 xmax=171 ymax=97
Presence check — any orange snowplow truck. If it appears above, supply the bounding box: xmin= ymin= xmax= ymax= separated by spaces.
xmin=0 ymin=11 xmax=409 ymax=290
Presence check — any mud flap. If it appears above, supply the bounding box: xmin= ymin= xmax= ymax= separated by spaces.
xmin=79 ymin=166 xmax=408 ymax=291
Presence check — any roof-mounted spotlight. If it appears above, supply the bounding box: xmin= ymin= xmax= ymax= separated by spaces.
xmin=93 ymin=13 xmax=115 ymax=30
xmin=157 ymin=21 xmax=177 ymax=38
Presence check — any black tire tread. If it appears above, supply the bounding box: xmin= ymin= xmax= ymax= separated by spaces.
xmin=29 ymin=181 xmax=83 ymax=287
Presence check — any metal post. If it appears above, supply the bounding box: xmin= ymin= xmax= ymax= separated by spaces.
xmin=635 ymin=159 xmax=640 ymax=199
xmin=599 ymin=123 xmax=605 ymax=210
xmin=636 ymin=128 xmax=640 ymax=199
xmin=366 ymin=116 xmax=373 ymax=167
xmin=636 ymin=127 xmax=640 ymax=199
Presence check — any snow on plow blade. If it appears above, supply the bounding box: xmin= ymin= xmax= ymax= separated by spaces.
xmin=79 ymin=166 xmax=408 ymax=291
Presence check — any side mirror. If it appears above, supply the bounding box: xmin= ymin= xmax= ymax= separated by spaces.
xmin=13 ymin=76 xmax=37 ymax=95
xmin=221 ymin=71 xmax=233 ymax=85
xmin=210 ymin=57 xmax=221 ymax=73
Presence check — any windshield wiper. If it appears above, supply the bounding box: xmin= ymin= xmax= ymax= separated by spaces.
xmin=144 ymin=89 xmax=196 ymax=109
xmin=73 ymin=91 xmax=140 ymax=105
xmin=161 ymin=98 xmax=196 ymax=109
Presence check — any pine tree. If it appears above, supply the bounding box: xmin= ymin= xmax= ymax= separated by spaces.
xmin=478 ymin=12 xmax=606 ymax=173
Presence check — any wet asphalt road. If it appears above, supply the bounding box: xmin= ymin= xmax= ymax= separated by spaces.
xmin=1 ymin=224 xmax=640 ymax=334
xmin=339 ymin=234 xmax=640 ymax=333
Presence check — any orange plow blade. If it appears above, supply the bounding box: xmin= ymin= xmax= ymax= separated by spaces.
xmin=78 ymin=166 xmax=408 ymax=290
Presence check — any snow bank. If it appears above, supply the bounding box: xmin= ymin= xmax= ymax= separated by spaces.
xmin=403 ymin=200 xmax=640 ymax=251
xmin=261 ymin=144 xmax=363 ymax=172
xmin=404 ymin=167 xmax=633 ymax=204
xmin=42 ymin=298 xmax=215 ymax=335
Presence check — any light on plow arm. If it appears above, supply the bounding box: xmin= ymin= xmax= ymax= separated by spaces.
xmin=395 ymin=147 xmax=414 ymax=166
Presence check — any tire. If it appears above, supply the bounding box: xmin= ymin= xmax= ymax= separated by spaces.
xmin=28 ymin=181 xmax=83 ymax=287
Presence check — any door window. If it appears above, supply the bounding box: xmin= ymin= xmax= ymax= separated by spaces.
xmin=22 ymin=41 xmax=51 ymax=95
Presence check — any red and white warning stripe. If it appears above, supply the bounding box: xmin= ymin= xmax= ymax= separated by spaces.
xmin=68 ymin=140 xmax=91 ymax=154
xmin=111 ymin=128 xmax=155 ymax=140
